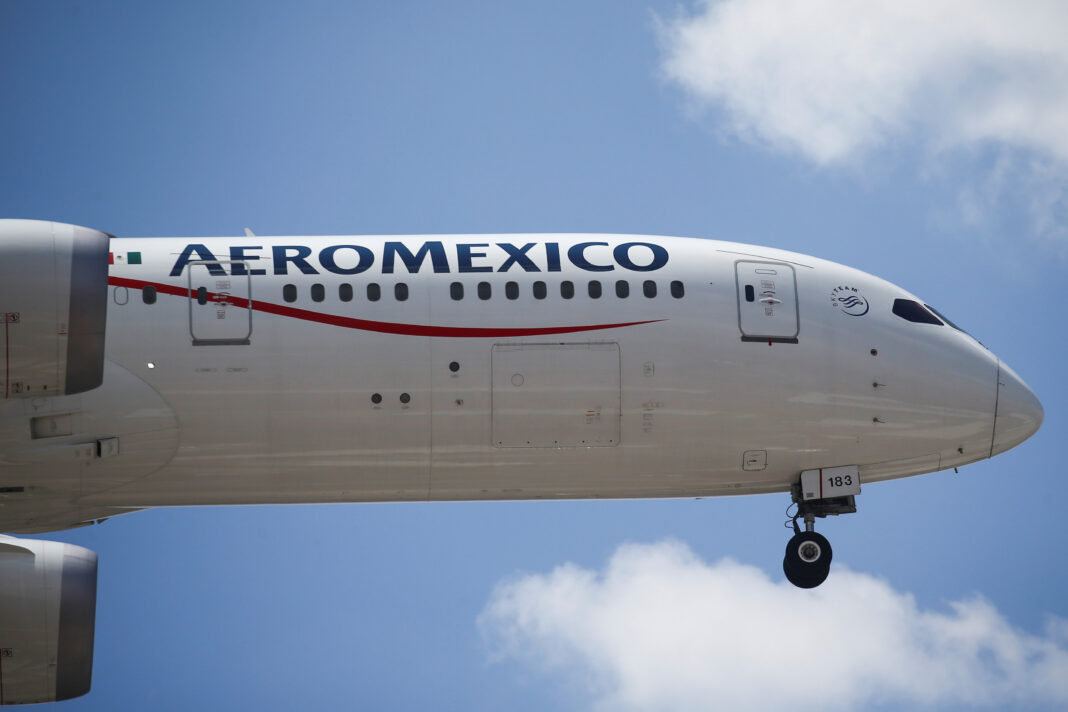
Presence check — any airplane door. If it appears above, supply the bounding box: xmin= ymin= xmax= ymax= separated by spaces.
xmin=1 ymin=311 xmax=13 ymax=397
xmin=735 ymin=261 xmax=799 ymax=343
xmin=187 ymin=261 xmax=252 ymax=346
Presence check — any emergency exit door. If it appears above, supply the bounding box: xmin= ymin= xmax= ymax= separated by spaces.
xmin=1 ymin=311 xmax=15 ymax=397
xmin=735 ymin=261 xmax=799 ymax=343
xmin=187 ymin=261 xmax=252 ymax=346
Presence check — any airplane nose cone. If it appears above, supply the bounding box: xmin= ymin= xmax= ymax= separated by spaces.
xmin=991 ymin=360 xmax=1043 ymax=456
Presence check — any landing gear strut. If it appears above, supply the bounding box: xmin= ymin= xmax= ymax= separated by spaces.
xmin=783 ymin=484 xmax=856 ymax=589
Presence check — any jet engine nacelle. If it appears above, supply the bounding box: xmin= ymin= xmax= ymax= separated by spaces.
xmin=0 ymin=536 xmax=97 ymax=704
xmin=0 ymin=220 xmax=110 ymax=399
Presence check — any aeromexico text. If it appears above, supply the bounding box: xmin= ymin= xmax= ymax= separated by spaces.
xmin=168 ymin=241 xmax=669 ymax=277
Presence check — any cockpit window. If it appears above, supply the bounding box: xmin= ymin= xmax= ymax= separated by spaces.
xmin=925 ymin=304 xmax=965 ymax=333
xmin=927 ymin=303 xmax=983 ymax=346
xmin=892 ymin=299 xmax=943 ymax=325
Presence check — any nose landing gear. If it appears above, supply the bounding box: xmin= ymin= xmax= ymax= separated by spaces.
xmin=783 ymin=528 xmax=832 ymax=588
xmin=783 ymin=484 xmax=856 ymax=589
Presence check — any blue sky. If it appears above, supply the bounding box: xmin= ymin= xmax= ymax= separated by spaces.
xmin=2 ymin=1 xmax=1066 ymax=709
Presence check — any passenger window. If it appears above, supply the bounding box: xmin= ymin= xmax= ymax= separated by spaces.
xmin=367 ymin=283 xmax=381 ymax=302
xmin=505 ymin=281 xmax=519 ymax=300
xmin=533 ymin=281 xmax=547 ymax=300
xmin=197 ymin=287 xmax=208 ymax=305
xmin=311 ymin=284 xmax=325 ymax=302
xmin=892 ymin=299 xmax=942 ymax=325
xmin=561 ymin=281 xmax=574 ymax=299
xmin=670 ymin=280 xmax=685 ymax=298
xmin=615 ymin=280 xmax=629 ymax=298
xmin=142 ymin=286 xmax=157 ymax=304
xmin=478 ymin=282 xmax=492 ymax=300
xmin=450 ymin=282 xmax=464 ymax=300
xmin=395 ymin=283 xmax=409 ymax=301
xmin=283 ymin=284 xmax=297 ymax=303
xmin=643 ymin=280 xmax=656 ymax=298
xmin=588 ymin=281 xmax=602 ymax=299
xmin=745 ymin=285 xmax=755 ymax=302
xmin=339 ymin=284 xmax=353 ymax=302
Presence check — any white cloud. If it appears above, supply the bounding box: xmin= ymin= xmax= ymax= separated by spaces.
xmin=656 ymin=0 xmax=1068 ymax=244
xmin=479 ymin=541 xmax=1068 ymax=712
xmin=657 ymin=0 xmax=1068 ymax=165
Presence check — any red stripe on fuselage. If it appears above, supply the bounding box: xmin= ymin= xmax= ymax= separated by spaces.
xmin=107 ymin=276 xmax=664 ymax=338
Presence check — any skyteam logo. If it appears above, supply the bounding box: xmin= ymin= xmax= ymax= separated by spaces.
xmin=830 ymin=286 xmax=869 ymax=316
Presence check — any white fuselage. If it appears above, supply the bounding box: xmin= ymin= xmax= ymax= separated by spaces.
xmin=0 ymin=233 xmax=1041 ymax=533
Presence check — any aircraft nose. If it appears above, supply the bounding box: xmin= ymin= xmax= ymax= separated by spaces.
xmin=991 ymin=360 xmax=1043 ymax=456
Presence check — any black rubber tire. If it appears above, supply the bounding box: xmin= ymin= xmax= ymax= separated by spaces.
xmin=783 ymin=531 xmax=832 ymax=589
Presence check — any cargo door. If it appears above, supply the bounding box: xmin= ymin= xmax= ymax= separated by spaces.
xmin=735 ymin=261 xmax=799 ymax=343
xmin=187 ymin=261 xmax=252 ymax=346
xmin=491 ymin=342 xmax=621 ymax=448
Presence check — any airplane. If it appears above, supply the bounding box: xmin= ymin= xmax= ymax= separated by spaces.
xmin=0 ymin=218 xmax=1043 ymax=703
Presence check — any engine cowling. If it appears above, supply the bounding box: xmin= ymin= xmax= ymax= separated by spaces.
xmin=0 ymin=536 xmax=97 ymax=704
xmin=0 ymin=220 xmax=110 ymax=399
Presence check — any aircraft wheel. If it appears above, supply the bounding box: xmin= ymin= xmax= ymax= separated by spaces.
xmin=783 ymin=531 xmax=832 ymax=589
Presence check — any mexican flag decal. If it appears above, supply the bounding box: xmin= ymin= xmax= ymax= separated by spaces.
xmin=109 ymin=251 xmax=142 ymax=265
